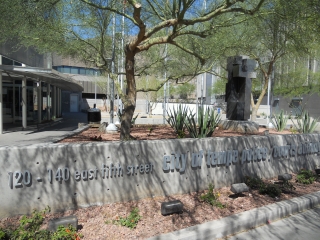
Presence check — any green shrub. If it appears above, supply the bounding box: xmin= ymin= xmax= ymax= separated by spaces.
xmin=52 ymin=225 xmax=80 ymax=240
xmin=0 ymin=229 xmax=9 ymax=240
xmin=113 ymin=208 xmax=141 ymax=229
xmin=244 ymin=176 xmax=264 ymax=190
xmin=0 ymin=207 xmax=81 ymax=240
xmin=259 ymin=183 xmax=282 ymax=198
xmin=270 ymin=110 xmax=289 ymax=132
xmin=167 ymin=105 xmax=189 ymax=138
xmin=9 ymin=206 xmax=52 ymax=240
xmin=245 ymin=176 xmax=282 ymax=198
xmin=296 ymin=169 xmax=316 ymax=184
xmin=281 ymin=180 xmax=296 ymax=192
xmin=291 ymin=111 xmax=318 ymax=133
xmin=200 ymin=184 xmax=225 ymax=208
xmin=185 ymin=107 xmax=221 ymax=138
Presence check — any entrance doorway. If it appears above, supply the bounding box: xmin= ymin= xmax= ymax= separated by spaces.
xmin=70 ymin=94 xmax=78 ymax=112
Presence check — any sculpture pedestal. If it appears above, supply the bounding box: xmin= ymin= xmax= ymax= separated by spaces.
xmin=218 ymin=120 xmax=259 ymax=134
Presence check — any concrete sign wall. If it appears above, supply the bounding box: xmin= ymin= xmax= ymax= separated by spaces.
xmin=1 ymin=134 xmax=320 ymax=218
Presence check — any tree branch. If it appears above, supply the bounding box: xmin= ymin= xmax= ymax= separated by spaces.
xmin=127 ymin=0 xmax=146 ymax=51
xmin=170 ymin=41 xmax=206 ymax=65
xmin=145 ymin=0 xmax=166 ymax=21
xmin=79 ymin=0 xmax=136 ymax=24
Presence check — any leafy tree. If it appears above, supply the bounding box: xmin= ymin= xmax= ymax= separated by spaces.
xmin=0 ymin=0 xmax=267 ymax=139
xmin=240 ymin=0 xmax=320 ymax=120
xmin=169 ymin=82 xmax=195 ymax=100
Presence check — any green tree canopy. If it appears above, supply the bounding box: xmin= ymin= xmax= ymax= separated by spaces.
xmin=1 ymin=0 xmax=268 ymax=139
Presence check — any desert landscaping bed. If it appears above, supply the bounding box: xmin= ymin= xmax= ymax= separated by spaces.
xmin=0 ymin=126 xmax=317 ymax=239
xmin=0 ymin=174 xmax=319 ymax=240
xmin=58 ymin=124 xmax=291 ymax=143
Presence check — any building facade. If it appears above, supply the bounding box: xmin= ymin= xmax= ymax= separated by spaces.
xmin=0 ymin=42 xmax=83 ymax=133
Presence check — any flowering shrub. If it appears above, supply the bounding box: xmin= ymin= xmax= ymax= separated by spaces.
xmin=113 ymin=208 xmax=141 ymax=229
xmin=200 ymin=184 xmax=225 ymax=208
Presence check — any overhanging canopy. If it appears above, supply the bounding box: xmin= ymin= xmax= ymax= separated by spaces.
xmin=0 ymin=65 xmax=84 ymax=92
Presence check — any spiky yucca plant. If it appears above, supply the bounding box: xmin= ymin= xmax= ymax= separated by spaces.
xmin=185 ymin=107 xmax=221 ymax=138
xmin=166 ymin=105 xmax=189 ymax=138
xmin=292 ymin=111 xmax=318 ymax=133
xmin=270 ymin=110 xmax=289 ymax=132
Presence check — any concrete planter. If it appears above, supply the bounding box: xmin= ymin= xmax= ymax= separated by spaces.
xmin=0 ymin=133 xmax=320 ymax=218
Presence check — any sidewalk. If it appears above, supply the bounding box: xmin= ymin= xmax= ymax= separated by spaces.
xmin=148 ymin=191 xmax=320 ymax=240
xmin=0 ymin=112 xmax=88 ymax=147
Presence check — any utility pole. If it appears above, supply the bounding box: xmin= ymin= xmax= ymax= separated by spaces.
xmin=106 ymin=13 xmax=118 ymax=133
xmin=163 ymin=38 xmax=168 ymax=124
xmin=110 ymin=13 xmax=116 ymax=124
xmin=201 ymin=0 xmax=206 ymax=110
xmin=95 ymin=71 xmax=97 ymax=105
xmin=120 ymin=5 xmax=125 ymax=114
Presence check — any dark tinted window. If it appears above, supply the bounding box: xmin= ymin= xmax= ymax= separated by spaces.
xmin=2 ymin=56 xmax=13 ymax=65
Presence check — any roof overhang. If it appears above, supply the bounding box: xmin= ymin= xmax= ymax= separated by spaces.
xmin=0 ymin=65 xmax=84 ymax=92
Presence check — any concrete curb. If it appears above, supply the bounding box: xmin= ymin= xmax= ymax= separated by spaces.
xmin=52 ymin=125 xmax=90 ymax=143
xmin=148 ymin=191 xmax=320 ymax=240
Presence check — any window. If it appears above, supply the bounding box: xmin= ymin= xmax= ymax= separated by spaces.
xmin=79 ymin=68 xmax=86 ymax=75
xmin=61 ymin=66 xmax=71 ymax=74
xmin=2 ymin=56 xmax=13 ymax=65
xmin=70 ymin=67 xmax=79 ymax=74
xmin=86 ymin=69 xmax=94 ymax=75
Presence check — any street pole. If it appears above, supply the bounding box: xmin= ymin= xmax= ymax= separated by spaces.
xmin=120 ymin=7 xmax=125 ymax=114
xmin=106 ymin=14 xmax=118 ymax=133
xmin=201 ymin=73 xmax=204 ymax=109
xmin=163 ymin=35 xmax=168 ymax=124
xmin=110 ymin=13 xmax=115 ymax=124
xmin=163 ymin=82 xmax=166 ymax=124
xmin=266 ymin=75 xmax=271 ymax=127
xmin=95 ymin=71 xmax=97 ymax=105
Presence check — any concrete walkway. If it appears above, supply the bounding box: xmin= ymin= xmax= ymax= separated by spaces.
xmin=0 ymin=112 xmax=88 ymax=147
xmin=227 ymin=205 xmax=320 ymax=240
xmin=148 ymin=191 xmax=320 ymax=240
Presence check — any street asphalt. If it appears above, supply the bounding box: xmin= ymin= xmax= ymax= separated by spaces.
xmin=1 ymin=112 xmax=320 ymax=239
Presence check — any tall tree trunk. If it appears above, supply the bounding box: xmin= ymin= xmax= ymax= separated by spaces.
xmin=251 ymin=73 xmax=269 ymax=122
xmin=120 ymin=47 xmax=136 ymax=140
xmin=251 ymin=105 xmax=258 ymax=121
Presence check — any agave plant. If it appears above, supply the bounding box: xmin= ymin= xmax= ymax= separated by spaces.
xmin=166 ymin=105 xmax=189 ymax=138
xmin=291 ymin=111 xmax=318 ymax=133
xmin=185 ymin=107 xmax=221 ymax=138
xmin=270 ymin=110 xmax=289 ymax=132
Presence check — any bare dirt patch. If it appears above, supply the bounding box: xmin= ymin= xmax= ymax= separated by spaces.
xmin=58 ymin=125 xmax=292 ymax=143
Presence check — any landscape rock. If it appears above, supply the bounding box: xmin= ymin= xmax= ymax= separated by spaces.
xmin=278 ymin=173 xmax=292 ymax=181
xmin=231 ymin=183 xmax=249 ymax=194
xmin=48 ymin=215 xmax=78 ymax=232
xmin=218 ymin=120 xmax=259 ymax=134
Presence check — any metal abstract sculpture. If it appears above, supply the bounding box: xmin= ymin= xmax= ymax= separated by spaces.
xmin=226 ymin=56 xmax=256 ymax=121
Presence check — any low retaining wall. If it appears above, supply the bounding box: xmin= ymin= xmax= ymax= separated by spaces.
xmin=1 ymin=134 xmax=320 ymax=218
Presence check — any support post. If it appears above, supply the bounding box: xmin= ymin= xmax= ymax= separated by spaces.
xmin=37 ymin=81 xmax=42 ymax=123
xmin=53 ymin=86 xmax=57 ymax=119
xmin=47 ymin=83 xmax=50 ymax=121
xmin=59 ymin=89 xmax=62 ymax=117
xmin=57 ymin=88 xmax=60 ymax=117
xmin=0 ymin=55 xmax=2 ymax=134
xmin=13 ymin=80 xmax=15 ymax=123
xmin=22 ymin=76 xmax=27 ymax=129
